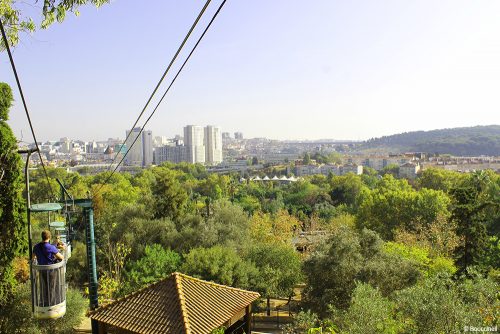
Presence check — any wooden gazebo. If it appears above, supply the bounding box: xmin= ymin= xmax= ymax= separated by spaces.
xmin=89 ymin=272 xmax=260 ymax=334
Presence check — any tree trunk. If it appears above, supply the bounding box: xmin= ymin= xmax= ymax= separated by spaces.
xmin=266 ymin=297 xmax=271 ymax=316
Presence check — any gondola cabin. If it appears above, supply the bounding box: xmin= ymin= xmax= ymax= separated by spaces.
xmin=30 ymin=203 xmax=68 ymax=320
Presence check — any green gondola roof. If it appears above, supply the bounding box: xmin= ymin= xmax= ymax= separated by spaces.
xmin=30 ymin=203 xmax=63 ymax=212
xmin=49 ymin=221 xmax=66 ymax=228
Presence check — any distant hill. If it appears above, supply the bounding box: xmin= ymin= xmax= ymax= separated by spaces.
xmin=360 ymin=125 xmax=500 ymax=156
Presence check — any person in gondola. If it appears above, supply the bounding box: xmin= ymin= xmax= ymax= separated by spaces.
xmin=53 ymin=235 xmax=66 ymax=251
xmin=33 ymin=230 xmax=64 ymax=306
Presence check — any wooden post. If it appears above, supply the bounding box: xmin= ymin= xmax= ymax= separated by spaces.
xmin=98 ymin=322 xmax=106 ymax=334
xmin=244 ymin=305 xmax=251 ymax=334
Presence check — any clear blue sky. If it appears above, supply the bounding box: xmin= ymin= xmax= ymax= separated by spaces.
xmin=2 ymin=0 xmax=500 ymax=142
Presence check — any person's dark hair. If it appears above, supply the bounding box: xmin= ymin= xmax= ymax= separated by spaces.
xmin=41 ymin=230 xmax=51 ymax=241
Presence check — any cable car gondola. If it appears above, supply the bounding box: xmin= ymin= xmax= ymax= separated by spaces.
xmin=19 ymin=148 xmax=71 ymax=320
xmin=30 ymin=203 xmax=69 ymax=320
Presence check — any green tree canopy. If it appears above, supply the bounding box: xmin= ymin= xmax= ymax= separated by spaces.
xmin=0 ymin=82 xmax=13 ymax=120
xmin=202 ymin=199 xmax=251 ymax=249
xmin=283 ymin=180 xmax=330 ymax=217
xmin=0 ymin=0 xmax=109 ymax=47
xmin=334 ymin=283 xmax=403 ymax=334
xmin=329 ymin=173 xmax=367 ymax=209
xmin=0 ymin=282 xmax=87 ymax=334
xmin=417 ymin=168 xmax=464 ymax=193
xmin=394 ymin=273 xmax=491 ymax=333
xmin=124 ymin=244 xmax=181 ymax=293
xmin=181 ymin=246 xmax=258 ymax=290
xmin=245 ymin=243 xmax=302 ymax=314
xmin=380 ymin=164 xmax=399 ymax=178
xmin=303 ymin=152 xmax=311 ymax=164
xmin=303 ymin=227 xmax=420 ymax=314
xmin=450 ymin=171 xmax=498 ymax=271
xmin=357 ymin=176 xmax=450 ymax=239
xmin=0 ymin=82 xmax=25 ymax=305
xmin=110 ymin=215 xmax=178 ymax=260
xmin=151 ymin=167 xmax=189 ymax=221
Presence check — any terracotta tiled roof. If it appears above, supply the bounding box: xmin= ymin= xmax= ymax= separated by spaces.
xmin=89 ymin=272 xmax=260 ymax=334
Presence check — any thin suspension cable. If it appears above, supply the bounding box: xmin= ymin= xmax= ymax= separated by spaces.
xmin=103 ymin=0 xmax=212 ymax=175
xmin=0 ymin=19 xmax=57 ymax=201
xmin=94 ymin=0 xmax=228 ymax=195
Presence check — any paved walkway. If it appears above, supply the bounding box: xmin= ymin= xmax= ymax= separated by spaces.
xmin=73 ymin=316 xmax=91 ymax=333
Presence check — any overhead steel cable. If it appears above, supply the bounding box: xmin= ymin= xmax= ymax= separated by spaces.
xmin=94 ymin=0 xmax=228 ymax=195
xmin=0 ymin=19 xmax=57 ymax=201
xmin=102 ymin=0 xmax=212 ymax=175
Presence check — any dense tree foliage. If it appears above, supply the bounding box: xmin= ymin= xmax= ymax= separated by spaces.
xmin=0 ymin=83 xmax=25 ymax=305
xmin=394 ymin=272 xmax=494 ymax=334
xmin=417 ymin=167 xmax=464 ymax=192
xmin=303 ymin=227 xmax=420 ymax=314
xmin=0 ymin=150 xmax=497 ymax=330
xmin=329 ymin=173 xmax=366 ymax=209
xmin=357 ymin=175 xmax=450 ymax=239
xmin=246 ymin=243 xmax=302 ymax=315
xmin=334 ymin=283 xmax=403 ymax=334
xmin=181 ymin=246 xmax=258 ymax=289
xmin=362 ymin=125 xmax=500 ymax=156
xmin=0 ymin=283 xmax=87 ymax=334
xmin=0 ymin=0 xmax=109 ymax=47
xmin=152 ymin=168 xmax=189 ymax=220
xmin=123 ymin=244 xmax=180 ymax=293
xmin=450 ymin=171 xmax=499 ymax=272
xmin=250 ymin=209 xmax=300 ymax=244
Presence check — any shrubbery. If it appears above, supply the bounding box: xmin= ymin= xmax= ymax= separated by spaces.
xmin=0 ymin=283 xmax=87 ymax=334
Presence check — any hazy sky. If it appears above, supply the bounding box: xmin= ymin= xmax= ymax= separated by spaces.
xmin=2 ymin=0 xmax=500 ymax=142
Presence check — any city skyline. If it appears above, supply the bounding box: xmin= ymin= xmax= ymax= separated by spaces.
xmin=2 ymin=0 xmax=500 ymax=142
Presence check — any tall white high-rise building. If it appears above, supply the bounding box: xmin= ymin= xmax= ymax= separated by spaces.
xmin=125 ymin=128 xmax=154 ymax=167
xmin=142 ymin=130 xmax=153 ymax=167
xmin=125 ymin=128 xmax=142 ymax=166
xmin=59 ymin=137 xmax=71 ymax=153
xmin=204 ymin=125 xmax=223 ymax=165
xmin=184 ymin=125 xmax=205 ymax=164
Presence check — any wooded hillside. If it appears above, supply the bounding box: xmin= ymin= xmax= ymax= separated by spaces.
xmin=361 ymin=125 xmax=500 ymax=156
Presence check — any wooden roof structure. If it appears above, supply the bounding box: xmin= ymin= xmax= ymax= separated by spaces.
xmin=89 ymin=272 xmax=260 ymax=334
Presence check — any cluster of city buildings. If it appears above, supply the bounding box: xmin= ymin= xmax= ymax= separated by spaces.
xmin=223 ymin=131 xmax=244 ymax=140
xmin=152 ymin=125 xmax=223 ymax=166
xmin=24 ymin=133 xmax=499 ymax=178
xmin=222 ymin=137 xmax=355 ymax=164
xmin=29 ymin=137 xmax=124 ymax=165
xmin=293 ymin=154 xmax=433 ymax=179
xmin=263 ymin=152 xmax=499 ymax=179
xmin=123 ymin=125 xmax=223 ymax=166
xmin=348 ymin=153 xmax=500 ymax=177
xmin=26 ymin=125 xmax=226 ymax=168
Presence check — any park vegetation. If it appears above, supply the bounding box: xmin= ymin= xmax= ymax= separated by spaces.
xmin=1 ymin=163 xmax=498 ymax=332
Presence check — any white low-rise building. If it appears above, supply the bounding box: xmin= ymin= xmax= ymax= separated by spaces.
xmin=399 ymin=162 xmax=420 ymax=179
xmin=295 ymin=164 xmax=362 ymax=176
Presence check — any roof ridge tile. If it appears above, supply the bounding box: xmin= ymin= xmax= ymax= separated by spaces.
xmin=176 ymin=272 xmax=260 ymax=296
xmin=174 ymin=272 xmax=191 ymax=334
